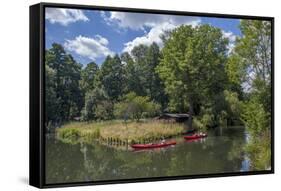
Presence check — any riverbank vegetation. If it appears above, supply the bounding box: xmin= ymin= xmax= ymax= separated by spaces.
xmin=46 ymin=20 xmax=272 ymax=170
xmin=228 ymin=20 xmax=272 ymax=170
xmin=57 ymin=120 xmax=184 ymax=145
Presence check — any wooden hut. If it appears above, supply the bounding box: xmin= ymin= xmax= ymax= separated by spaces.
xmin=156 ymin=113 xmax=190 ymax=123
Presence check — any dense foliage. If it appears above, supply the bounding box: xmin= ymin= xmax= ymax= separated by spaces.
xmin=157 ymin=25 xmax=230 ymax=128
xmin=45 ymin=43 xmax=83 ymax=124
xmin=46 ymin=22 xmax=272 ymax=169
xmin=114 ymin=92 xmax=161 ymax=121
xmin=45 ymin=42 xmax=169 ymax=124
xmin=228 ymin=20 xmax=272 ymax=169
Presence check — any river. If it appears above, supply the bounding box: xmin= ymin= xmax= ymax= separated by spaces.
xmin=45 ymin=126 xmax=249 ymax=184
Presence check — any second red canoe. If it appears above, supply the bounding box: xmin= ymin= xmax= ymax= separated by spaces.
xmin=184 ymin=133 xmax=207 ymax=140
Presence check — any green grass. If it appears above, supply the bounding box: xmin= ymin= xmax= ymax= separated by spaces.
xmin=56 ymin=120 xmax=185 ymax=145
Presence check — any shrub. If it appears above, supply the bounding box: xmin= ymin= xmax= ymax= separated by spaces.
xmin=56 ymin=128 xmax=81 ymax=144
xmin=224 ymin=90 xmax=242 ymax=120
xmin=193 ymin=117 xmax=204 ymax=129
xmin=241 ymin=100 xmax=270 ymax=136
xmin=81 ymin=88 xmax=113 ymax=121
xmin=114 ymin=92 xmax=161 ymax=121
xmin=94 ymin=101 xmax=114 ymax=120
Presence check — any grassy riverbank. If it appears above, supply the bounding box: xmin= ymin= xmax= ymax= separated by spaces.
xmin=56 ymin=120 xmax=185 ymax=145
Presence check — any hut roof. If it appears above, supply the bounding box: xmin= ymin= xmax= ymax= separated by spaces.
xmin=159 ymin=113 xmax=190 ymax=118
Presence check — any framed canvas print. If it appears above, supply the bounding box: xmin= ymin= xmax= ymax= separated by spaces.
xmin=29 ymin=2 xmax=274 ymax=188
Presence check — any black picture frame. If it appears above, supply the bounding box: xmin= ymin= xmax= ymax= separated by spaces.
xmin=30 ymin=2 xmax=274 ymax=188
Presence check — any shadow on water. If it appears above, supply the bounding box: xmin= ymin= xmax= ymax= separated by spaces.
xmin=45 ymin=126 xmax=249 ymax=184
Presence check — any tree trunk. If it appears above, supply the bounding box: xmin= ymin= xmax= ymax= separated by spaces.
xmin=187 ymin=99 xmax=194 ymax=131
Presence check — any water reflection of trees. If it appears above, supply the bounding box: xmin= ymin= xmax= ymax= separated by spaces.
xmin=46 ymin=127 xmax=247 ymax=183
xmin=46 ymin=139 xmax=85 ymax=184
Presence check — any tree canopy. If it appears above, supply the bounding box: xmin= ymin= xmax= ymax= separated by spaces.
xmin=45 ymin=43 xmax=83 ymax=123
xmin=45 ymin=22 xmax=271 ymax=134
xmin=156 ymin=25 xmax=229 ymax=127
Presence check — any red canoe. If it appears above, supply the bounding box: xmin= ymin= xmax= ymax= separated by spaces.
xmin=184 ymin=133 xmax=207 ymax=140
xmin=131 ymin=141 xmax=176 ymax=149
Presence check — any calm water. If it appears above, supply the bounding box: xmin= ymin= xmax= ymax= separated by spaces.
xmin=46 ymin=126 xmax=249 ymax=184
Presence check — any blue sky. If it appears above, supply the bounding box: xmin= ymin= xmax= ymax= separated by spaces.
xmin=45 ymin=8 xmax=241 ymax=65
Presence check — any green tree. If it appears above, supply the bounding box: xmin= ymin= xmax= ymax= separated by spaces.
xmin=94 ymin=101 xmax=114 ymax=120
xmin=130 ymin=45 xmax=150 ymax=96
xmin=123 ymin=43 xmax=168 ymax=109
xmin=45 ymin=65 xmax=58 ymax=123
xmin=81 ymin=88 xmax=111 ymax=121
xmin=157 ymin=25 xmax=229 ymax=129
xmin=227 ymin=20 xmax=272 ymax=125
xmin=228 ymin=20 xmax=271 ymax=111
xmin=114 ymin=92 xmax=160 ymax=121
xmin=241 ymin=99 xmax=269 ymax=136
xmin=146 ymin=43 xmax=168 ymax=108
xmin=226 ymin=20 xmax=272 ymax=170
xmin=100 ymin=55 xmax=125 ymax=101
xmin=121 ymin=52 xmax=141 ymax=94
xmin=80 ymin=62 xmax=99 ymax=91
xmin=45 ymin=43 xmax=83 ymax=123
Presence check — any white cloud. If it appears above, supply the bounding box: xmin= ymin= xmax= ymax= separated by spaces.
xmin=222 ymin=31 xmax=237 ymax=53
xmin=46 ymin=8 xmax=89 ymax=26
xmin=103 ymin=11 xmax=200 ymax=52
xmin=117 ymin=14 xmax=200 ymax=52
xmin=103 ymin=11 xmax=200 ymax=31
xmin=102 ymin=11 xmax=237 ymax=54
xmin=123 ymin=22 xmax=176 ymax=53
xmin=94 ymin=35 xmax=109 ymax=45
xmin=223 ymin=31 xmax=236 ymax=42
xmin=64 ymin=35 xmax=114 ymax=61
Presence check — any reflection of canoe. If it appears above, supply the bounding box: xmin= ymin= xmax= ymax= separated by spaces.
xmin=131 ymin=141 xmax=176 ymax=149
xmin=184 ymin=133 xmax=207 ymax=140
xmin=185 ymin=139 xmax=200 ymax=143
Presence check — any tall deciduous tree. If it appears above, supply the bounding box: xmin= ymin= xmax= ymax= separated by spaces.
xmin=226 ymin=20 xmax=272 ymax=169
xmin=227 ymin=20 xmax=272 ymax=128
xmin=157 ymin=25 xmax=229 ymax=129
xmin=228 ymin=20 xmax=271 ymax=113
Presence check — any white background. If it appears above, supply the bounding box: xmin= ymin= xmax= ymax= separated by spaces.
xmin=0 ymin=0 xmax=279 ymax=190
